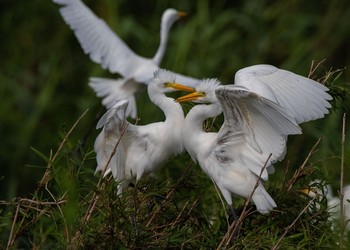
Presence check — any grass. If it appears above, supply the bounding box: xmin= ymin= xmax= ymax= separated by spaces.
xmin=1 ymin=0 xmax=350 ymax=248
xmin=1 ymin=118 xmax=347 ymax=248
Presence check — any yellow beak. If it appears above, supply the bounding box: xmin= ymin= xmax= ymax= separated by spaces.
xmin=298 ymin=187 xmax=319 ymax=198
xmin=177 ymin=11 xmax=187 ymax=18
xmin=177 ymin=91 xmax=205 ymax=102
xmin=165 ymin=82 xmax=195 ymax=92
xmin=299 ymin=188 xmax=312 ymax=195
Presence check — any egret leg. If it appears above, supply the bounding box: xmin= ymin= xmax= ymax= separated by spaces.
xmin=229 ymin=204 xmax=239 ymax=222
xmin=228 ymin=204 xmax=241 ymax=243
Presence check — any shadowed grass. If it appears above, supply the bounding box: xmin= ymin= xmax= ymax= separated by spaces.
xmin=0 ymin=125 xmax=346 ymax=248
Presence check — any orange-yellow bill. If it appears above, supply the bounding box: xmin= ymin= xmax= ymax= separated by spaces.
xmin=165 ymin=82 xmax=195 ymax=92
xmin=177 ymin=11 xmax=187 ymax=18
xmin=177 ymin=91 xmax=205 ymax=102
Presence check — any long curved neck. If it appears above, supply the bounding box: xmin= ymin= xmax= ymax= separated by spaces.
xmin=183 ymin=103 xmax=222 ymax=160
xmin=185 ymin=103 xmax=222 ymax=132
xmin=152 ymin=20 xmax=172 ymax=65
xmin=148 ymin=86 xmax=184 ymax=122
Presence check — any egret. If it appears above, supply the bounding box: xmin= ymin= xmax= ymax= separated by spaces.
xmin=94 ymin=69 xmax=194 ymax=194
xmin=177 ymin=65 xmax=332 ymax=215
xmin=303 ymin=181 xmax=350 ymax=230
xmin=53 ymin=0 xmax=196 ymax=118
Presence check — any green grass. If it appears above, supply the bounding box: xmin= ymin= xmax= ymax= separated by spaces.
xmin=1 ymin=0 xmax=350 ymax=248
xmin=0 ymin=128 xmax=348 ymax=248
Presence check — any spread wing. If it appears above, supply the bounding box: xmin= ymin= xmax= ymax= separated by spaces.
xmin=94 ymin=100 xmax=129 ymax=179
xmin=214 ymin=86 xmax=302 ymax=180
xmin=234 ymin=64 xmax=332 ymax=124
xmin=54 ymin=0 xmax=199 ymax=87
xmin=53 ymin=0 xmax=157 ymax=82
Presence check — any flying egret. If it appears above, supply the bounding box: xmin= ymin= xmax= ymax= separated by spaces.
xmin=94 ymin=69 xmax=194 ymax=194
xmin=53 ymin=0 xmax=197 ymax=118
xmin=177 ymin=65 xmax=332 ymax=215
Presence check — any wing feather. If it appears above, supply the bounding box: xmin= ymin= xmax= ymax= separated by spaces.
xmin=94 ymin=100 xmax=129 ymax=180
xmin=89 ymin=77 xmax=139 ymax=117
xmin=234 ymin=64 xmax=332 ymax=124
xmin=214 ymin=86 xmax=301 ymax=179
xmin=53 ymin=0 xmax=154 ymax=80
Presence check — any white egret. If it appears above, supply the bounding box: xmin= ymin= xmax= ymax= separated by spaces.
xmin=344 ymin=185 xmax=350 ymax=230
xmin=177 ymin=65 xmax=332 ymax=215
xmin=94 ymin=69 xmax=194 ymax=194
xmin=303 ymin=181 xmax=350 ymax=230
xmin=53 ymin=0 xmax=196 ymax=118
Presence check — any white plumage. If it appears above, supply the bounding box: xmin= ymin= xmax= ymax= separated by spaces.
xmin=234 ymin=65 xmax=332 ymax=123
xmin=53 ymin=0 xmax=197 ymax=118
xmin=178 ymin=65 xmax=332 ymax=214
xmin=94 ymin=69 xmax=194 ymax=194
xmin=304 ymin=181 xmax=350 ymax=231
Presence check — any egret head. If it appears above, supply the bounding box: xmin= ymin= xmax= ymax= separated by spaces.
xmin=177 ymin=78 xmax=221 ymax=103
xmin=151 ymin=69 xmax=195 ymax=93
xmin=162 ymin=9 xmax=187 ymax=28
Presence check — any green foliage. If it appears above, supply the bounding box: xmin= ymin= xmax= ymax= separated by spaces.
xmin=0 ymin=135 xmax=347 ymax=248
xmin=1 ymin=0 xmax=350 ymax=248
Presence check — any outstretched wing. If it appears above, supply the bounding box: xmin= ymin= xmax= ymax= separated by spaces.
xmin=94 ymin=100 xmax=129 ymax=180
xmin=214 ymin=86 xmax=301 ymax=180
xmin=89 ymin=77 xmax=140 ymax=118
xmin=234 ymin=64 xmax=332 ymax=124
xmin=53 ymin=0 xmax=157 ymax=81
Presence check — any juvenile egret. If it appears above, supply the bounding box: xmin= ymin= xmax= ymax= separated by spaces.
xmin=94 ymin=69 xmax=194 ymax=194
xmin=303 ymin=181 xmax=350 ymax=230
xmin=53 ymin=0 xmax=196 ymax=118
xmin=177 ymin=65 xmax=332 ymax=215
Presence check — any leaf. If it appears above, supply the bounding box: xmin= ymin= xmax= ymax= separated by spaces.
xmin=30 ymin=147 xmax=50 ymax=163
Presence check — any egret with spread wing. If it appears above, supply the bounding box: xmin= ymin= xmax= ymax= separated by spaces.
xmin=94 ymin=69 xmax=194 ymax=194
xmin=53 ymin=0 xmax=197 ymax=118
xmin=177 ymin=65 xmax=332 ymax=215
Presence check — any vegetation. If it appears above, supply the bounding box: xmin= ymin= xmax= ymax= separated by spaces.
xmin=1 ymin=0 xmax=350 ymax=248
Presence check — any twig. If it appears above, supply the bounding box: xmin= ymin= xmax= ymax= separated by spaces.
xmin=287 ymin=138 xmax=322 ymax=191
xmin=339 ymin=113 xmax=346 ymax=249
xmin=46 ymin=187 xmax=69 ymax=242
xmin=308 ymin=59 xmax=326 ymax=79
xmin=146 ymin=162 xmax=193 ymax=227
xmin=271 ymin=196 xmax=317 ymax=250
xmin=216 ymin=154 xmax=272 ymax=249
xmin=170 ymin=200 xmax=190 ymax=228
xmin=86 ymin=122 xmax=128 ymax=219
xmin=70 ymin=122 xmax=128 ymax=248
xmin=6 ymin=109 xmax=89 ymax=249
xmin=39 ymin=108 xmax=90 ymax=188
xmin=6 ymin=203 xmax=21 ymax=249
xmin=19 ymin=198 xmax=66 ymax=206
xmin=282 ymin=160 xmax=291 ymax=190
xmin=100 ymin=122 xmax=129 ymax=177
xmin=229 ymin=154 xmax=273 ymax=245
xmin=6 ymin=196 xmax=67 ymax=249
